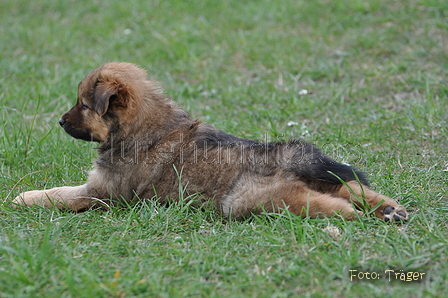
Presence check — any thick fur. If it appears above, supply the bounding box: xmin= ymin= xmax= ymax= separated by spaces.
xmin=13 ymin=62 xmax=408 ymax=222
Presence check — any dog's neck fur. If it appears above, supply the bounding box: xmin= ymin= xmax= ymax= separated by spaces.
xmin=97 ymin=95 xmax=193 ymax=157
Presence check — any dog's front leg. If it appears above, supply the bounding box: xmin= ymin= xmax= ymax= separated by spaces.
xmin=12 ymin=185 xmax=104 ymax=211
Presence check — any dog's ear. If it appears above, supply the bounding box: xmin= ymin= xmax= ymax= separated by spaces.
xmin=93 ymin=82 xmax=118 ymax=116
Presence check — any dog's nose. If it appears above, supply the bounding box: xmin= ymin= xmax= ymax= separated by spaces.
xmin=59 ymin=118 xmax=66 ymax=126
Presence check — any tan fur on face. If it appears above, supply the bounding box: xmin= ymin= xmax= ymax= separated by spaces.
xmin=13 ymin=62 xmax=409 ymax=223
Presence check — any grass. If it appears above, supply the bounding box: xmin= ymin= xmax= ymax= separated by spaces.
xmin=1 ymin=0 xmax=447 ymax=297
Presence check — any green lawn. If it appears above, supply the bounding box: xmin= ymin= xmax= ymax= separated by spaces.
xmin=1 ymin=0 xmax=447 ymax=297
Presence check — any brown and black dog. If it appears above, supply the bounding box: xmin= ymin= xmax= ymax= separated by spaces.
xmin=13 ymin=62 xmax=408 ymax=222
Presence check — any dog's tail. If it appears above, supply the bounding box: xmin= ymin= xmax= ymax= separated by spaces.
xmin=284 ymin=140 xmax=369 ymax=186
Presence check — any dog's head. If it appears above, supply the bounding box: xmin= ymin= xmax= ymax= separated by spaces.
xmin=59 ymin=62 xmax=158 ymax=143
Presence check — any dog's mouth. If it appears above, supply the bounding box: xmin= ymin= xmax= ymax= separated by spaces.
xmin=59 ymin=118 xmax=100 ymax=142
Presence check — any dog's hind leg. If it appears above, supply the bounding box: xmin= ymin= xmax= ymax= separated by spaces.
xmin=222 ymin=178 xmax=363 ymax=220
xmin=12 ymin=185 xmax=106 ymax=211
xmin=279 ymin=188 xmax=363 ymax=220
xmin=335 ymin=181 xmax=408 ymax=222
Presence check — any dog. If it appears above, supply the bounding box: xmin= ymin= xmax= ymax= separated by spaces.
xmin=13 ymin=62 xmax=408 ymax=222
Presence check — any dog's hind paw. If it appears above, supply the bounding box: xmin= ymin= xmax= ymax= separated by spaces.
xmin=382 ymin=205 xmax=408 ymax=223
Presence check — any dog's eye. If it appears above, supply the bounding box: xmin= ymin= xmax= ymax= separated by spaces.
xmin=81 ymin=105 xmax=89 ymax=110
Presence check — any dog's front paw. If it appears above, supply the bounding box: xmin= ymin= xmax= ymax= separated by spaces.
xmin=382 ymin=205 xmax=408 ymax=223
xmin=12 ymin=190 xmax=47 ymax=209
